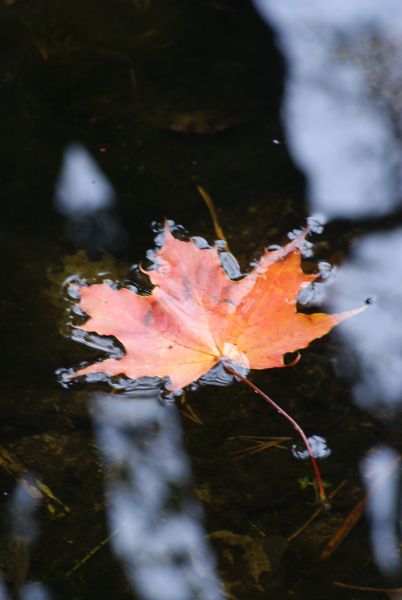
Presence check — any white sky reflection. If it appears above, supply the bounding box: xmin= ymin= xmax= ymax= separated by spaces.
xmin=55 ymin=144 xmax=115 ymax=215
xmin=361 ymin=447 xmax=402 ymax=576
xmin=253 ymin=0 xmax=402 ymax=220
xmin=0 ymin=480 xmax=50 ymax=600
xmin=91 ymin=392 xmax=224 ymax=600
xmin=327 ymin=229 xmax=402 ymax=414
xmin=255 ymin=0 xmax=402 ymax=579
xmin=54 ymin=144 xmax=127 ymax=254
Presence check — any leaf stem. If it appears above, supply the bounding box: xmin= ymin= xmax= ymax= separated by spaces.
xmin=224 ymin=364 xmax=328 ymax=506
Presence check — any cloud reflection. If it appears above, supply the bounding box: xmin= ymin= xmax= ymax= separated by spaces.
xmin=91 ymin=386 xmax=224 ymax=600
xmin=253 ymin=0 xmax=402 ymax=220
xmin=55 ymin=144 xmax=127 ymax=257
xmin=361 ymin=446 xmax=402 ymax=576
xmin=0 ymin=479 xmax=51 ymax=600
xmin=327 ymin=228 xmax=402 ymax=415
xmin=254 ymin=0 xmax=402 ymax=579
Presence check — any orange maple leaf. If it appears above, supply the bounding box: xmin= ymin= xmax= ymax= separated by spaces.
xmin=72 ymin=224 xmax=364 ymax=391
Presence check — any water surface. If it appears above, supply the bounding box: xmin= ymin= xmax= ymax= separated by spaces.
xmin=1 ymin=1 xmax=400 ymax=599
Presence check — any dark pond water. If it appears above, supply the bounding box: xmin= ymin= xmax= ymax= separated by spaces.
xmin=2 ymin=1 xmax=402 ymax=599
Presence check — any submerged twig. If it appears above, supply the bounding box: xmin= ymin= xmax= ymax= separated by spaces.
xmin=287 ymin=479 xmax=348 ymax=542
xmin=0 ymin=444 xmax=70 ymax=516
xmin=65 ymin=527 xmax=120 ymax=578
xmin=321 ymin=454 xmax=402 ymax=560
xmin=196 ymin=184 xmax=229 ymax=250
xmin=333 ymin=581 xmax=402 ymax=594
xmin=223 ymin=365 xmax=329 ymax=506
xmin=179 ymin=390 xmax=203 ymax=424
xmin=228 ymin=435 xmax=290 ymax=460
xmin=320 ymin=498 xmax=365 ymax=560
xmin=181 ymin=404 xmax=204 ymax=425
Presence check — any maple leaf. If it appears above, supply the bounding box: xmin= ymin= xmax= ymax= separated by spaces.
xmin=71 ymin=224 xmax=364 ymax=391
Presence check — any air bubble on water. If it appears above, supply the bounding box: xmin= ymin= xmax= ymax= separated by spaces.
xmin=153 ymin=231 xmax=165 ymax=247
xmin=298 ymin=283 xmax=317 ymax=306
xmin=318 ymin=261 xmax=336 ymax=281
xmin=288 ymin=229 xmax=302 ymax=241
xmin=220 ymin=252 xmax=242 ymax=279
xmin=124 ymin=283 xmax=139 ymax=293
xmin=146 ymin=249 xmax=158 ymax=265
xmin=301 ymin=240 xmax=314 ymax=258
xmin=150 ymin=220 xmax=163 ymax=234
xmin=171 ymin=223 xmax=188 ymax=239
xmin=192 ymin=236 xmax=210 ymax=249
xmin=292 ymin=435 xmax=332 ymax=460
xmin=102 ymin=278 xmax=119 ymax=289
xmin=55 ymin=367 xmax=75 ymax=389
xmin=307 ymin=215 xmax=326 ymax=234
xmin=62 ymin=275 xmax=87 ymax=300
xmin=215 ymin=239 xmax=226 ymax=250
